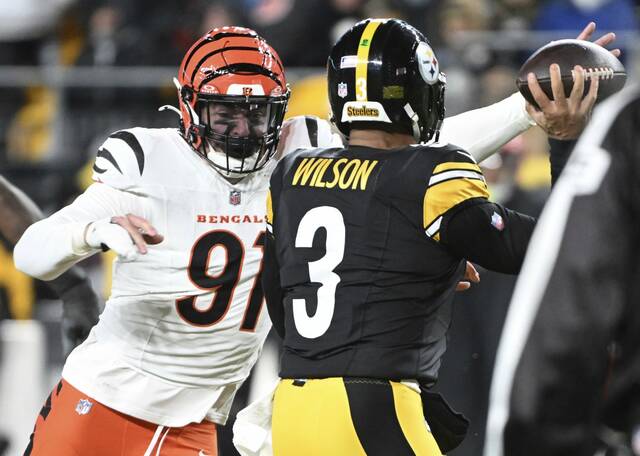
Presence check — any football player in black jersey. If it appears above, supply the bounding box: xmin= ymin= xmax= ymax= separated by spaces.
xmin=262 ymin=18 xmax=601 ymax=456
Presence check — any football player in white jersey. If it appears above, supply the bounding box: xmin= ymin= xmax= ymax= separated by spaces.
xmin=13 ymin=23 xmax=616 ymax=456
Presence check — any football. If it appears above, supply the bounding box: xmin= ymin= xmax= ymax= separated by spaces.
xmin=517 ymin=39 xmax=626 ymax=109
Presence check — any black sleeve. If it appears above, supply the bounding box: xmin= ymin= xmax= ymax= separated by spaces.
xmin=440 ymin=200 xmax=536 ymax=274
xmin=262 ymin=229 xmax=285 ymax=339
xmin=548 ymin=138 xmax=576 ymax=186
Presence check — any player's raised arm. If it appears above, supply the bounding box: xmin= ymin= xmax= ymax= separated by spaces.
xmin=440 ymin=21 xmax=620 ymax=163
xmin=13 ymin=183 xmax=143 ymax=280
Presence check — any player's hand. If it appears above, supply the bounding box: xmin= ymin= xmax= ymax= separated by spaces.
xmin=456 ymin=261 xmax=480 ymax=292
xmin=85 ymin=214 xmax=163 ymax=260
xmin=576 ymin=21 xmax=621 ymax=58
xmin=525 ymin=64 xmax=599 ymax=140
xmin=60 ymin=279 xmax=101 ymax=358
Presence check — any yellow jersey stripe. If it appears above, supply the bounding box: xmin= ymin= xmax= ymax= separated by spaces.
xmin=355 ymin=20 xmax=384 ymax=101
xmin=423 ymin=177 xmax=490 ymax=238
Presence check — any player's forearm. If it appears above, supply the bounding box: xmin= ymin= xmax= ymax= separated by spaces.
xmin=441 ymin=200 xmax=536 ymax=274
xmin=14 ymin=218 xmax=96 ymax=280
xmin=0 ymin=175 xmax=44 ymax=245
xmin=15 ymin=182 xmax=143 ymax=280
xmin=440 ymin=92 xmax=535 ymax=163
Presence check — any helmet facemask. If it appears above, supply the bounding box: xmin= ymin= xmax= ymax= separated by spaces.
xmin=197 ymin=94 xmax=288 ymax=177
xmin=406 ymin=71 xmax=447 ymax=143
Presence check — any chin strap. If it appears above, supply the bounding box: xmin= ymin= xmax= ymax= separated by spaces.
xmin=404 ymin=102 xmax=422 ymax=142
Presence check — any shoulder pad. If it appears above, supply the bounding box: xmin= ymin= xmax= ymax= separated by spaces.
xmin=92 ymin=128 xmax=149 ymax=190
xmin=277 ymin=115 xmax=343 ymax=158
xmin=438 ymin=143 xmax=478 ymax=165
xmin=411 ymin=142 xmax=477 ymax=165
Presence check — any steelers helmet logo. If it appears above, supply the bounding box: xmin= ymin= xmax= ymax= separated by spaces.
xmin=416 ymin=42 xmax=439 ymax=85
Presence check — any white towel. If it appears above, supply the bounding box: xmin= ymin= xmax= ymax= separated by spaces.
xmin=232 ymin=382 xmax=278 ymax=456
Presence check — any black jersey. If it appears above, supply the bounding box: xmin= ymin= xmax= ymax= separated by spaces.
xmin=265 ymin=143 xmax=492 ymax=383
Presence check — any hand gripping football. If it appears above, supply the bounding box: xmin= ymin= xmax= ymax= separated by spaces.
xmin=517 ymin=39 xmax=626 ymax=109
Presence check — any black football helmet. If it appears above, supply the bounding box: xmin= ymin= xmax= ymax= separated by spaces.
xmin=327 ymin=18 xmax=446 ymax=143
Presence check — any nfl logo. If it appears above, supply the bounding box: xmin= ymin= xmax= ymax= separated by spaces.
xmin=338 ymin=82 xmax=348 ymax=98
xmin=491 ymin=211 xmax=505 ymax=231
xmin=75 ymin=399 xmax=93 ymax=416
xmin=229 ymin=190 xmax=241 ymax=206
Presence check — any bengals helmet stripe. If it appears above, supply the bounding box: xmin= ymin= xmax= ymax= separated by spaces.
xmin=189 ymin=46 xmax=282 ymax=84
xmin=197 ymin=63 xmax=284 ymax=91
xmin=179 ymin=32 xmax=267 ymax=80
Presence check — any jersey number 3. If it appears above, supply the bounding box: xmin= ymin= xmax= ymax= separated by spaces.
xmin=176 ymin=230 xmax=265 ymax=331
xmin=293 ymin=206 xmax=346 ymax=339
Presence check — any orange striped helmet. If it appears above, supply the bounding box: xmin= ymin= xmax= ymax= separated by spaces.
xmin=177 ymin=27 xmax=290 ymax=176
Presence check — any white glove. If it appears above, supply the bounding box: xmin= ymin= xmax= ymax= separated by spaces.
xmin=84 ymin=218 xmax=138 ymax=260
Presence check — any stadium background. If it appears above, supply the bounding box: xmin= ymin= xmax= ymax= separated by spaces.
xmin=0 ymin=0 xmax=637 ymax=455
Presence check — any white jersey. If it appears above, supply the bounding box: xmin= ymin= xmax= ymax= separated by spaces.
xmin=71 ymin=127 xmax=275 ymax=426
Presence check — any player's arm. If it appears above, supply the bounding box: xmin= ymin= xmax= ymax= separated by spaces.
xmin=14 ymin=129 xmax=162 ymax=280
xmin=437 ymin=64 xmax=600 ymax=273
xmin=440 ymin=200 xmax=535 ymax=274
xmin=485 ymin=88 xmax=639 ymax=456
xmin=421 ymin=153 xmax=535 ymax=274
xmin=441 ymin=22 xmax=614 ymax=163
xmin=439 ymin=93 xmax=535 ymax=163
xmin=14 ymin=183 xmax=138 ymax=279
xmin=0 ymin=175 xmax=100 ymax=355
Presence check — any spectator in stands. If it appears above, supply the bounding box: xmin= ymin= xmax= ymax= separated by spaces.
xmin=0 ymin=0 xmax=75 ymax=65
xmin=492 ymin=0 xmax=538 ymax=31
xmin=235 ymin=0 xmax=361 ymax=66
xmin=533 ymin=0 xmax=638 ymax=56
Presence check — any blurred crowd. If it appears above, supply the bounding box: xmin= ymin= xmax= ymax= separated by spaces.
xmin=1 ymin=0 xmax=639 ymax=170
xmin=0 ymin=1 xmax=639 ymax=455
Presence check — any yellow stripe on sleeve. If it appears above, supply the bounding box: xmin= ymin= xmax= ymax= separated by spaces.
xmin=355 ymin=20 xmax=384 ymax=101
xmin=423 ymin=176 xmax=489 ymax=240
xmin=266 ymin=190 xmax=274 ymax=226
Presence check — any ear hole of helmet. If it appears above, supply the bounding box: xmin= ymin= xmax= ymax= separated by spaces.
xmin=181 ymin=85 xmax=194 ymax=103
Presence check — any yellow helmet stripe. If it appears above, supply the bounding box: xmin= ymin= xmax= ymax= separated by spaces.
xmin=355 ymin=19 xmax=385 ymax=102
